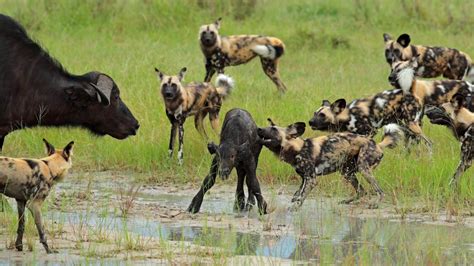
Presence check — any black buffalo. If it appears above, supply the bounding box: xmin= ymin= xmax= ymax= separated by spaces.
xmin=0 ymin=14 xmax=139 ymax=150
xmin=187 ymin=108 xmax=267 ymax=214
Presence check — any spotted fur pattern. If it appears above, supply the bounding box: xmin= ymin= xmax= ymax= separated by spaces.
xmin=155 ymin=67 xmax=234 ymax=164
xmin=199 ymin=18 xmax=287 ymax=93
xmin=384 ymin=33 xmax=473 ymax=81
xmin=426 ymin=94 xmax=473 ymax=187
xmin=0 ymin=139 xmax=74 ymax=253
xmin=257 ymin=121 xmax=403 ymax=210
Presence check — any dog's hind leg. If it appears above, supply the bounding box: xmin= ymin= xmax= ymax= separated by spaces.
xmin=340 ymin=169 xmax=365 ymax=204
xmin=187 ymin=156 xmax=219 ymax=213
xmin=28 ymin=199 xmax=55 ymax=253
xmin=449 ymin=141 xmax=472 ymax=188
xmin=260 ymin=58 xmax=287 ymax=93
xmin=15 ymin=199 xmax=26 ymax=251
xmin=209 ymin=110 xmax=220 ymax=136
xmin=194 ymin=110 xmax=209 ymax=139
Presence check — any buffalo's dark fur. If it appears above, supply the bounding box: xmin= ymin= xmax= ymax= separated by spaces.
xmin=187 ymin=108 xmax=267 ymax=214
xmin=0 ymin=14 xmax=139 ymax=150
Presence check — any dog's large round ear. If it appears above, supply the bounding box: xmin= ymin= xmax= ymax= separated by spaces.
xmin=43 ymin=138 xmax=55 ymax=156
xmin=451 ymin=93 xmax=466 ymax=110
xmin=397 ymin=33 xmax=411 ymax=48
xmin=383 ymin=33 xmax=392 ymax=43
xmin=178 ymin=67 xmax=187 ymax=81
xmin=322 ymin=99 xmax=331 ymax=107
xmin=62 ymin=141 xmax=74 ymax=161
xmin=154 ymin=67 xmax=164 ymax=80
xmin=331 ymin=99 xmax=346 ymax=114
xmin=215 ymin=17 xmax=222 ymax=29
xmin=287 ymin=122 xmax=306 ymax=138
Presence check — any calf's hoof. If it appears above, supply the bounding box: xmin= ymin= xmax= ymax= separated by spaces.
xmin=15 ymin=244 xmax=23 ymax=252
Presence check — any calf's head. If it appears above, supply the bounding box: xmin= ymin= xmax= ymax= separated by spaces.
xmin=257 ymin=119 xmax=306 ymax=151
xmin=309 ymin=99 xmax=346 ymax=131
xmin=208 ymin=141 xmax=250 ymax=180
xmin=42 ymin=139 xmax=74 ymax=182
xmin=65 ymin=72 xmax=139 ymax=139
xmin=199 ymin=18 xmax=221 ymax=48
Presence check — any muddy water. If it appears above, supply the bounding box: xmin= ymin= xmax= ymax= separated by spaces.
xmin=45 ymin=185 xmax=473 ymax=265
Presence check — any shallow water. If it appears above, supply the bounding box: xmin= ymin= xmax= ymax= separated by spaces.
xmin=43 ymin=188 xmax=474 ymax=265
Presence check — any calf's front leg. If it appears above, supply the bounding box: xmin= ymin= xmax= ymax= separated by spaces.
xmin=187 ymin=156 xmax=219 ymax=213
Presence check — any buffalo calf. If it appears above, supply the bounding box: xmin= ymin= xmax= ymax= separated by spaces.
xmin=187 ymin=108 xmax=267 ymax=214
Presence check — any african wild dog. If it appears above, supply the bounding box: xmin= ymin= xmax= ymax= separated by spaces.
xmin=0 ymin=139 xmax=74 ymax=253
xmin=187 ymin=108 xmax=267 ymax=214
xmin=154 ymin=67 xmax=234 ymax=163
xmin=389 ymin=56 xmax=474 ymax=144
xmin=257 ymin=120 xmax=403 ymax=210
xmin=383 ymin=33 xmax=473 ymax=81
xmin=199 ymin=18 xmax=287 ymax=93
xmin=426 ymin=94 xmax=473 ymax=187
xmin=308 ymin=88 xmax=432 ymax=147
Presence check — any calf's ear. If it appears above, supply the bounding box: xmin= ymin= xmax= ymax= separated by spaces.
xmin=207 ymin=142 xmax=218 ymax=154
xmin=287 ymin=122 xmax=306 ymax=138
xmin=43 ymin=138 xmax=55 ymax=156
xmin=62 ymin=141 xmax=74 ymax=161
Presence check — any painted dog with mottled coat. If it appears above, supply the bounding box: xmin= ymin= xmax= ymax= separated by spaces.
xmin=426 ymin=94 xmax=474 ymax=187
xmin=384 ymin=33 xmax=473 ymax=81
xmin=257 ymin=120 xmax=403 ymax=210
xmin=154 ymin=67 xmax=234 ymax=163
xmin=199 ymin=18 xmax=287 ymax=93
xmin=308 ymin=88 xmax=431 ymax=147
xmin=0 ymin=139 xmax=74 ymax=253
xmin=187 ymin=108 xmax=267 ymax=214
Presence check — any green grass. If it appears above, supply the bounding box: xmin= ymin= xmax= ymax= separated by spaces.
xmin=0 ymin=0 xmax=472 ymax=209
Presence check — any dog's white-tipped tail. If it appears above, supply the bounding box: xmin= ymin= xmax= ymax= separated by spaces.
xmin=215 ymin=74 xmax=235 ymax=99
xmin=251 ymin=44 xmax=277 ymax=59
xmin=379 ymin=123 xmax=404 ymax=149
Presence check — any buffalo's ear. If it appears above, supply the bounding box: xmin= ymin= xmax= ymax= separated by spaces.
xmin=287 ymin=122 xmax=306 ymax=138
xmin=331 ymin=99 xmax=346 ymax=114
xmin=43 ymin=138 xmax=55 ymax=156
xmin=155 ymin=67 xmax=164 ymax=80
xmin=62 ymin=141 xmax=74 ymax=161
xmin=383 ymin=33 xmax=392 ymax=43
xmin=89 ymin=74 xmax=113 ymax=106
xmin=397 ymin=33 xmax=411 ymax=48
xmin=207 ymin=142 xmax=218 ymax=155
xmin=322 ymin=99 xmax=331 ymax=107
xmin=451 ymin=93 xmax=466 ymax=110
xmin=64 ymin=86 xmax=97 ymax=107
xmin=214 ymin=17 xmax=222 ymax=29
xmin=178 ymin=67 xmax=187 ymax=81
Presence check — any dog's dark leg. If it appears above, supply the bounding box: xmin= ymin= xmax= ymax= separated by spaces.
xmin=187 ymin=156 xmax=218 ymax=213
xmin=245 ymin=162 xmax=267 ymax=215
xmin=260 ymin=58 xmax=287 ymax=93
xmin=234 ymin=167 xmax=246 ymax=212
xmin=166 ymin=113 xmax=178 ymax=158
xmin=194 ymin=110 xmax=209 ymax=139
xmin=15 ymin=199 xmax=26 ymax=251
xmin=290 ymin=175 xmax=317 ymax=211
xmin=340 ymin=173 xmax=365 ymax=204
xmin=28 ymin=200 xmax=55 ymax=254
xmin=209 ymin=110 xmax=220 ymax=136
xmin=177 ymin=121 xmax=185 ymax=164
xmin=204 ymin=60 xmax=216 ymax=82
xmin=357 ymin=149 xmax=384 ymax=209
